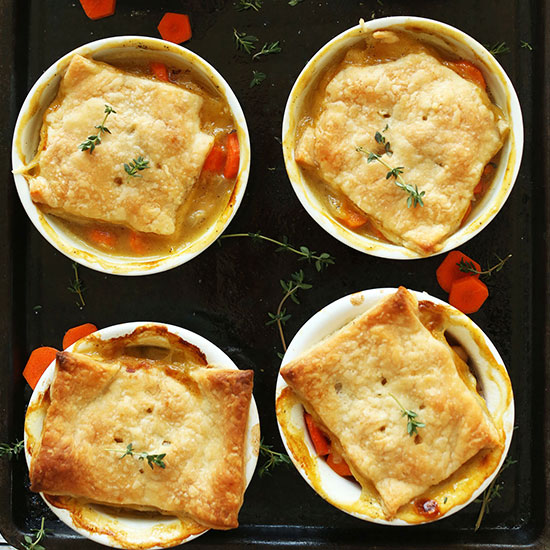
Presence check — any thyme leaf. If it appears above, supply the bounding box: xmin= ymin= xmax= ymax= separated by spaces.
xmin=22 ymin=517 xmax=49 ymax=550
xmin=288 ymin=0 xmax=303 ymax=5
xmin=235 ymin=0 xmax=263 ymax=10
xmin=68 ymin=262 xmax=86 ymax=309
xmin=250 ymin=70 xmax=267 ymax=88
xmin=0 ymin=439 xmax=24 ymax=459
xmin=457 ymin=254 xmax=512 ymax=277
xmin=485 ymin=41 xmax=510 ymax=56
xmin=233 ymin=28 xmax=259 ymax=54
xmin=252 ymin=41 xmax=282 ymax=60
xmin=107 ymin=443 xmax=166 ymax=470
xmin=474 ymin=456 xmax=517 ymax=530
xmin=258 ymin=438 xmax=292 ymax=477
xmin=219 ymin=232 xmax=335 ymax=271
xmin=356 ymin=145 xmax=425 ymax=207
xmin=389 ymin=394 xmax=425 ymax=436
xmin=124 ymin=156 xmax=149 ymax=178
xmin=78 ymin=104 xmax=116 ymax=153
xmin=520 ymin=40 xmax=533 ymax=50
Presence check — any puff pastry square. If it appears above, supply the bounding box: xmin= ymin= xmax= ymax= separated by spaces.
xmin=281 ymin=287 xmax=502 ymax=517
xmin=26 ymin=55 xmax=214 ymax=235
xmin=296 ymin=47 xmax=508 ymax=253
xmin=30 ymin=351 xmax=253 ymax=529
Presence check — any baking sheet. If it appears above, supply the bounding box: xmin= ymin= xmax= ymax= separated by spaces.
xmin=0 ymin=0 xmax=548 ymax=548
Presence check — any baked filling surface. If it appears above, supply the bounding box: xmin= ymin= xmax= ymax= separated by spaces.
xmin=280 ymin=287 xmax=503 ymax=517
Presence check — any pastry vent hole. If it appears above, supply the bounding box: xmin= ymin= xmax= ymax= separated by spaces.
xmin=139 ymin=468 xmax=144 ymax=474
xmin=379 ymin=426 xmax=386 ymax=432
xmin=114 ymin=437 xmax=123 ymax=443
xmin=381 ymin=377 xmax=387 ymax=386
xmin=162 ymin=440 xmax=172 ymax=446
xmin=414 ymin=435 xmax=422 ymax=445
xmin=334 ymin=382 xmax=342 ymax=393
xmin=114 ymin=177 xmax=122 ymax=185
xmin=146 ymin=407 xmax=153 ymax=413
xmin=422 ymin=115 xmax=428 ymax=121
xmin=419 ymin=404 xmax=425 ymax=410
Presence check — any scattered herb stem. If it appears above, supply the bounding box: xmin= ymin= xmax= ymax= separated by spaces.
xmin=250 ymin=70 xmax=267 ymax=88
xmin=22 ymin=517 xmax=48 ymax=550
xmin=356 ymin=146 xmax=425 ymax=208
xmin=68 ymin=262 xmax=86 ymax=308
xmin=457 ymin=254 xmax=512 ymax=277
xmin=252 ymin=41 xmax=281 ymax=60
xmin=219 ymin=232 xmax=335 ymax=271
xmin=78 ymin=104 xmax=116 ymax=153
xmin=233 ymin=28 xmax=259 ymax=54
xmin=235 ymin=0 xmax=263 ymax=10
xmin=474 ymin=456 xmax=517 ymax=530
xmin=258 ymin=438 xmax=292 ymax=477
xmin=485 ymin=41 xmax=510 ymax=56
xmin=0 ymin=440 xmax=24 ymax=459
xmin=106 ymin=443 xmax=166 ymax=470
xmin=520 ymin=40 xmax=533 ymax=50
xmin=389 ymin=393 xmax=425 ymax=436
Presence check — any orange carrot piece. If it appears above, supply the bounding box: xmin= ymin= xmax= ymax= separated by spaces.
xmin=449 ymin=60 xmax=486 ymax=90
xmin=474 ymin=181 xmax=483 ymax=194
xmin=89 ymin=228 xmax=117 ymax=249
xmin=336 ymin=203 xmax=368 ymax=229
xmin=23 ymin=347 xmax=58 ymax=389
xmin=129 ymin=231 xmax=149 ymax=255
xmin=436 ymin=250 xmax=481 ymax=293
xmin=63 ymin=323 xmax=98 ymax=349
xmin=304 ymin=413 xmax=330 ymax=456
xmin=157 ymin=13 xmax=192 ymax=44
xmin=79 ymin=0 xmax=116 ymax=20
xmin=461 ymin=203 xmax=472 ymax=226
xmin=150 ymin=62 xmax=169 ymax=82
xmin=224 ymin=132 xmax=240 ymax=179
xmin=449 ymin=276 xmax=489 ymax=314
xmin=326 ymin=451 xmax=353 ymax=477
xmin=203 ymin=143 xmax=227 ymax=173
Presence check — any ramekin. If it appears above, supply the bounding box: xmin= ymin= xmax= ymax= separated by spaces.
xmin=282 ymin=17 xmax=523 ymax=259
xmin=25 ymin=322 xmax=260 ymax=549
xmin=275 ymin=288 xmax=514 ymax=525
xmin=12 ymin=36 xmax=250 ymax=275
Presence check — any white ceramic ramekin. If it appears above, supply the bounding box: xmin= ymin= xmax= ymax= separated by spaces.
xmin=12 ymin=36 xmax=250 ymax=275
xmin=276 ymin=288 xmax=514 ymax=525
xmin=25 ymin=322 xmax=260 ymax=549
xmin=282 ymin=17 xmax=523 ymax=259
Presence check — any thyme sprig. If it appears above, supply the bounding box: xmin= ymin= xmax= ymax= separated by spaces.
xmin=520 ymin=40 xmax=533 ymax=50
xmin=250 ymin=70 xmax=267 ymax=88
xmin=474 ymin=456 xmax=517 ymax=530
xmin=485 ymin=41 xmax=510 ymax=56
xmin=0 ymin=439 xmax=24 ymax=459
xmin=22 ymin=517 xmax=49 ymax=550
xmin=107 ymin=443 xmax=166 ymax=470
xmin=124 ymin=156 xmax=149 ymax=178
xmin=288 ymin=0 xmax=304 ymax=5
xmin=389 ymin=394 xmax=425 ymax=436
xmin=253 ymin=41 xmax=282 ymax=60
xmin=356 ymin=145 xmax=425 ymax=208
xmin=266 ymin=270 xmax=312 ymax=352
xmin=457 ymin=254 xmax=512 ymax=277
xmin=78 ymin=104 xmax=116 ymax=153
xmin=258 ymin=438 xmax=292 ymax=477
xmin=235 ymin=0 xmax=263 ymax=10
xmin=68 ymin=262 xmax=86 ymax=309
xmin=233 ymin=29 xmax=259 ymax=54
xmin=219 ymin=232 xmax=335 ymax=271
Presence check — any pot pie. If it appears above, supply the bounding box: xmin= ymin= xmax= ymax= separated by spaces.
xmin=19 ymin=54 xmax=240 ymax=257
xmin=278 ymin=287 xmax=509 ymax=522
xmin=294 ymin=29 xmax=509 ymax=254
xmin=27 ymin=326 xmax=254 ymax=534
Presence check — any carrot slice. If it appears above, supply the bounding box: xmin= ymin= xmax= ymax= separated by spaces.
xmin=89 ymin=228 xmax=117 ymax=249
xmin=23 ymin=347 xmax=58 ymax=389
xmin=150 ymin=62 xmax=169 ymax=82
xmin=224 ymin=132 xmax=240 ymax=179
xmin=436 ymin=250 xmax=481 ymax=293
xmin=337 ymin=203 xmax=368 ymax=229
xmin=474 ymin=181 xmax=483 ymax=194
xmin=304 ymin=413 xmax=330 ymax=456
xmin=461 ymin=203 xmax=472 ymax=226
xmin=203 ymin=143 xmax=227 ymax=173
xmin=79 ymin=0 xmax=116 ymax=20
xmin=63 ymin=323 xmax=98 ymax=349
xmin=326 ymin=451 xmax=353 ymax=477
xmin=449 ymin=276 xmax=489 ymax=314
xmin=157 ymin=13 xmax=192 ymax=44
xmin=129 ymin=231 xmax=149 ymax=255
xmin=449 ymin=60 xmax=486 ymax=91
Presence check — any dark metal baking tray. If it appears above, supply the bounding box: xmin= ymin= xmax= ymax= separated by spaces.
xmin=0 ymin=0 xmax=548 ymax=548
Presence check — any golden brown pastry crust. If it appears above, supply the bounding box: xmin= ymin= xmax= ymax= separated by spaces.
xmin=25 ymin=55 xmax=213 ymax=235
xmin=295 ymin=39 xmax=508 ymax=253
xmin=281 ymin=287 xmax=502 ymax=517
xmin=30 ymin=351 xmax=253 ymax=530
